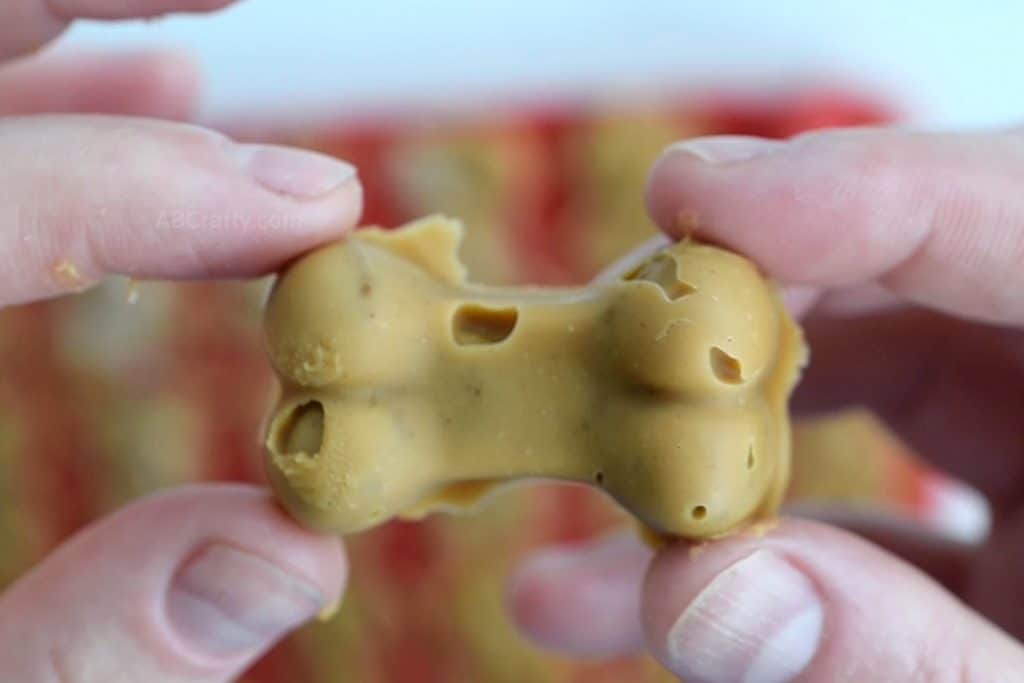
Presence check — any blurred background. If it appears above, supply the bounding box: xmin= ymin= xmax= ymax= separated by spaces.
xmin=63 ymin=0 xmax=1024 ymax=127
xmin=1 ymin=2 xmax=1017 ymax=681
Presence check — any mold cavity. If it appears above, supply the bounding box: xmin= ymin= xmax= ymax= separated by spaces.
xmin=594 ymin=471 xmax=605 ymax=485
xmin=624 ymin=254 xmax=697 ymax=300
xmin=710 ymin=346 xmax=743 ymax=384
xmin=691 ymin=505 xmax=708 ymax=521
xmin=275 ymin=401 xmax=324 ymax=456
xmin=452 ymin=304 xmax=518 ymax=346
xmin=747 ymin=445 xmax=756 ymax=470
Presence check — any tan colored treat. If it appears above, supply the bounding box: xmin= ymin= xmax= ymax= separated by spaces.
xmin=263 ymin=216 xmax=807 ymax=540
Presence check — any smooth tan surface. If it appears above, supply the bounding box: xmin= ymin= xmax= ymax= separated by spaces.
xmin=263 ymin=216 xmax=807 ymax=539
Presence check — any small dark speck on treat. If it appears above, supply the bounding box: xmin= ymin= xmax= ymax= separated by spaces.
xmin=360 ymin=282 xmax=372 ymax=296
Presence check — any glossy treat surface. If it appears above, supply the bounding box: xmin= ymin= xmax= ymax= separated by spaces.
xmin=263 ymin=215 xmax=807 ymax=539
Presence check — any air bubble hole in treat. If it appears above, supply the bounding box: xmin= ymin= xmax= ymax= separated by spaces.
xmin=624 ymin=254 xmax=697 ymax=300
xmin=452 ymin=304 xmax=519 ymax=345
xmin=747 ymin=445 xmax=755 ymax=470
xmin=594 ymin=471 xmax=605 ymax=485
xmin=691 ymin=505 xmax=708 ymax=520
xmin=710 ymin=346 xmax=743 ymax=384
xmin=276 ymin=401 xmax=325 ymax=456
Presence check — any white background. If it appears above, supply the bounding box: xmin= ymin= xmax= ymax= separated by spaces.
xmin=62 ymin=1 xmax=1024 ymax=128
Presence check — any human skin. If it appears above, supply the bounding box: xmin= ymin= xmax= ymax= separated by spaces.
xmin=4 ymin=4 xmax=1024 ymax=683
xmin=0 ymin=2 xmax=359 ymax=681
xmin=509 ymin=129 xmax=1024 ymax=682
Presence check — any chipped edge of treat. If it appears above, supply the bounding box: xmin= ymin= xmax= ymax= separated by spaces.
xmin=673 ymin=209 xmax=701 ymax=239
xmin=54 ymin=260 xmax=91 ymax=291
xmin=637 ymin=523 xmax=672 ymax=551
xmin=125 ymin=278 xmax=141 ymax=304
xmin=744 ymin=517 xmax=780 ymax=539
xmin=317 ymin=598 xmax=343 ymax=622
xmin=688 ymin=542 xmax=708 ymax=560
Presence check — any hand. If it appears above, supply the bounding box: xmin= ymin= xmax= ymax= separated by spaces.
xmin=0 ymin=2 xmax=361 ymax=680
xmin=509 ymin=128 xmax=1024 ymax=681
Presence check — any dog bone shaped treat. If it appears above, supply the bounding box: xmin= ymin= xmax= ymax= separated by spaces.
xmin=263 ymin=216 xmax=807 ymax=540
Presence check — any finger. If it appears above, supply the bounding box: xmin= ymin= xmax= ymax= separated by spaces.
xmin=507 ymin=532 xmax=652 ymax=658
xmin=0 ymin=115 xmax=362 ymax=307
xmin=506 ymin=503 xmax=981 ymax=660
xmin=0 ymin=50 xmax=200 ymax=119
xmin=783 ymin=502 xmax=977 ymax=593
xmin=642 ymin=519 xmax=1024 ymax=682
xmin=0 ymin=484 xmax=346 ymax=683
xmin=645 ymin=129 xmax=1024 ymax=325
xmin=507 ymin=507 xmax=981 ymax=663
xmin=0 ymin=0 xmax=237 ymax=60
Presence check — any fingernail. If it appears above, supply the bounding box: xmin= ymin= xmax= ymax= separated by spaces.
xmin=167 ymin=544 xmax=325 ymax=657
xmin=663 ymin=550 xmax=823 ymax=683
xmin=667 ymin=135 xmax=783 ymax=165
xmin=233 ymin=144 xmax=356 ymax=199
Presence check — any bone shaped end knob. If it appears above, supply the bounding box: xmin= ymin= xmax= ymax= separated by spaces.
xmin=263 ymin=215 xmax=808 ymax=540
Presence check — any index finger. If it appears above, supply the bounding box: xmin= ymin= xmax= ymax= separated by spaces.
xmin=0 ymin=115 xmax=361 ymax=307
xmin=645 ymin=128 xmax=1024 ymax=326
xmin=1 ymin=0 xmax=237 ymax=59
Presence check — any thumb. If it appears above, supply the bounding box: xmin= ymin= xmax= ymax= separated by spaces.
xmin=0 ymin=484 xmax=346 ymax=683
xmin=644 ymin=129 xmax=1024 ymax=325
xmin=643 ymin=519 xmax=1023 ymax=682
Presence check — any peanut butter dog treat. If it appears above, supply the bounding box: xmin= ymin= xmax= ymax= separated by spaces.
xmin=263 ymin=216 xmax=807 ymax=540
